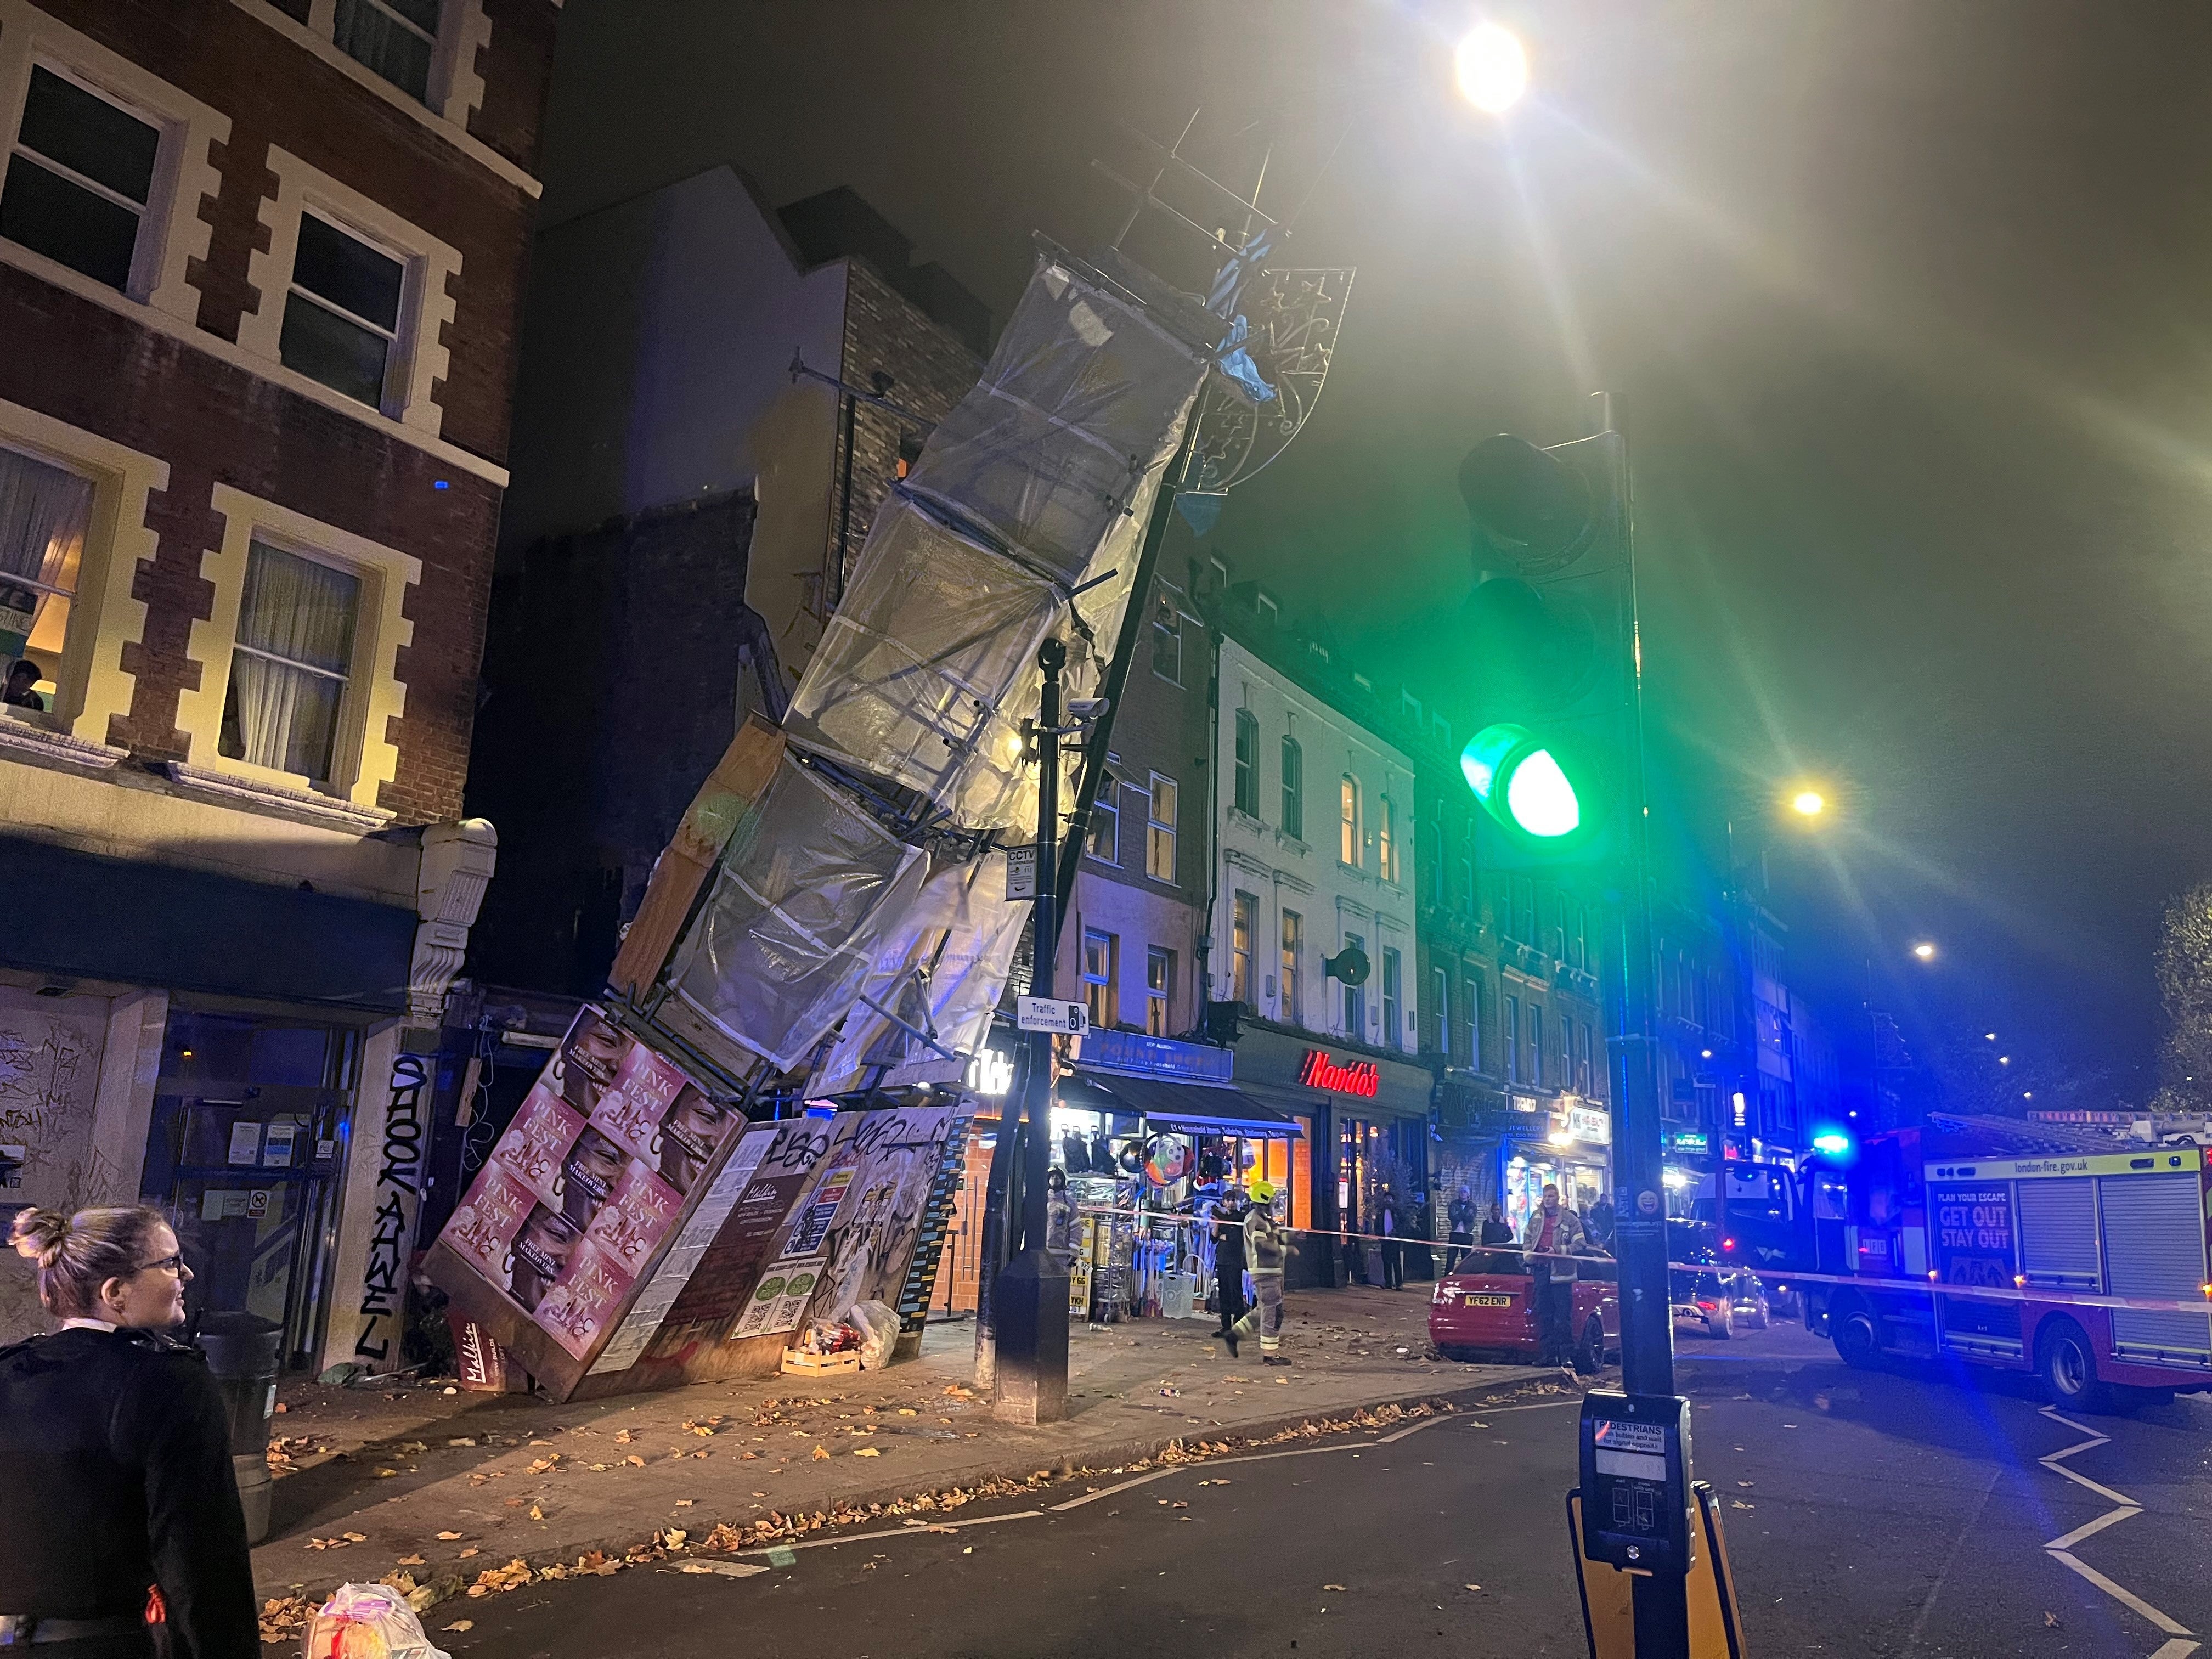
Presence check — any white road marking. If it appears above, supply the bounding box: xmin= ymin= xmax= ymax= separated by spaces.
xmin=2034 ymin=1404 xmax=2194 ymax=1646
xmin=735 ymin=1509 xmax=1045 ymax=1555
xmin=1048 ymin=1470 xmax=1180 ymax=1510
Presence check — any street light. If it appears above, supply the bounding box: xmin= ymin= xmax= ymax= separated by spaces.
xmin=1455 ymin=22 xmax=1529 ymax=114
xmin=1790 ymin=789 xmax=1827 ymax=819
xmin=1912 ymin=941 xmax=1937 ymax=961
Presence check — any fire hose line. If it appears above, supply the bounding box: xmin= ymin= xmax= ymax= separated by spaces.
xmin=1066 ymin=1205 xmax=2212 ymax=1316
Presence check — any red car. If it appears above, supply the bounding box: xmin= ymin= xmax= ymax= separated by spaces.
xmin=1429 ymin=1250 xmax=1620 ymax=1373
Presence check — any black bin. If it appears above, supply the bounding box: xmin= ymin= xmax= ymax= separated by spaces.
xmin=198 ymin=1312 xmax=282 ymax=1544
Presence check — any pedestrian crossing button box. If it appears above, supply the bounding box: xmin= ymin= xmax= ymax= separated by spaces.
xmin=1578 ymin=1390 xmax=1693 ymax=1576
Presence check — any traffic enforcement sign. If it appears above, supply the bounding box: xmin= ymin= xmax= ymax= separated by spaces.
xmin=1017 ymin=997 xmax=1088 ymax=1034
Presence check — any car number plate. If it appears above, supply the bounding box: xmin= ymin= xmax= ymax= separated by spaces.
xmin=1465 ymin=1294 xmax=1512 ymax=1307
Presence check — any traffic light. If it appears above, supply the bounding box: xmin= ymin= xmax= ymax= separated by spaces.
xmin=1455 ymin=430 xmax=1634 ymax=866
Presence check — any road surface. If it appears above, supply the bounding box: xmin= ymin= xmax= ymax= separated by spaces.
xmin=430 ymin=1322 xmax=2211 ymax=1658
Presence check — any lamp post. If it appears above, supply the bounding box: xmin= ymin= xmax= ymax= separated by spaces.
xmin=992 ymin=637 xmax=1073 ymax=1426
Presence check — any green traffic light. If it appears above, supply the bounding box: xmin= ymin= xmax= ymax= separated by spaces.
xmin=1460 ymin=722 xmax=1582 ymax=840
xmin=1505 ymin=747 xmax=1580 ymax=837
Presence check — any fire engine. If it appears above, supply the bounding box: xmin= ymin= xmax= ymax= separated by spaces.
xmin=1717 ymin=1114 xmax=2212 ymax=1412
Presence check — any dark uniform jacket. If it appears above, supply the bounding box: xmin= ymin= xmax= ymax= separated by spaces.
xmin=0 ymin=1327 xmax=256 ymax=1659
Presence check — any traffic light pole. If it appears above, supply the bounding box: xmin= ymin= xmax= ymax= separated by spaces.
xmin=992 ymin=637 xmax=1071 ymax=1425
xmin=1596 ymin=402 xmax=1691 ymax=1659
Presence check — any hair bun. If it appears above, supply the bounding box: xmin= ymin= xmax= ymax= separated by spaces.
xmin=8 ymin=1208 xmax=70 ymax=1267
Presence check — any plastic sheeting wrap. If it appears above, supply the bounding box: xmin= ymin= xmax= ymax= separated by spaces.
xmin=786 ymin=253 xmax=1208 ymax=830
xmin=904 ymin=260 xmax=1211 ymax=584
xmin=663 ymin=756 xmax=924 ymax=1073
xmin=809 ymin=848 xmax=1030 ymax=1097
xmin=783 ymin=492 xmax=1060 ymax=809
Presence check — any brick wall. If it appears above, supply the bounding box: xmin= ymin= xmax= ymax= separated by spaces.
xmin=0 ymin=266 xmax=502 ymax=817
xmin=3 ymin=0 xmax=556 ymax=821
xmin=465 ymin=492 xmax=760 ymax=998
xmin=41 ymin=0 xmax=549 ymax=463
xmin=830 ymin=260 xmax=981 ymax=589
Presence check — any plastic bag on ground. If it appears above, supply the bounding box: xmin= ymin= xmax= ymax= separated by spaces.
xmin=304 ymin=1583 xmax=450 ymax=1659
xmin=847 ymin=1299 xmax=901 ymax=1370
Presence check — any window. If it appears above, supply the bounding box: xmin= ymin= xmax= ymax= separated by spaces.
xmin=1423 ymin=812 xmax=1443 ymax=907
xmin=1151 ymin=590 xmax=1181 ymax=685
xmin=1381 ymin=947 xmax=1402 ymax=1049
xmin=2 ymin=65 xmax=160 ymax=292
xmin=1233 ymin=708 xmax=1259 ymax=816
xmin=1257 ymin=591 xmax=1279 ymax=627
xmin=0 ymin=444 xmax=94 ymax=709
xmin=1459 ymin=833 xmax=1475 ymax=920
xmin=1466 ymin=974 xmax=1483 ymax=1071
xmin=217 ymin=540 xmax=362 ymax=785
xmin=1342 ymin=931 xmax=1366 ymax=1037
xmin=1280 ymin=737 xmax=1304 ymax=840
xmin=1515 ymin=877 xmax=1536 ymax=943
xmin=1145 ymin=772 xmax=1177 ymax=883
xmin=333 ymin=0 xmax=443 ymax=105
xmin=1378 ymin=795 xmax=1398 ymax=884
xmin=1086 ymin=782 xmax=1119 ymax=864
xmin=1231 ymin=893 xmax=1256 ymax=1006
xmin=1505 ymin=994 xmax=1521 ymax=1081
xmin=1579 ymin=1021 xmax=1596 ymax=1094
xmin=1081 ymin=929 xmax=1118 ymax=1030
xmin=1280 ymin=910 xmax=1304 ymax=1026
xmin=1339 ymin=774 xmax=1360 ymax=867
xmin=281 ymin=211 xmax=405 ymax=409
xmin=1431 ymin=966 xmax=1449 ymax=1054
xmin=1401 ymin=690 xmax=1423 ymax=726
xmin=1146 ymin=946 xmax=1175 ymax=1037
xmin=1528 ymin=1003 xmax=1545 ymax=1088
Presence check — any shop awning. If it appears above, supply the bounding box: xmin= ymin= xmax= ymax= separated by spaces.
xmin=1068 ymin=1069 xmax=1304 ymax=1139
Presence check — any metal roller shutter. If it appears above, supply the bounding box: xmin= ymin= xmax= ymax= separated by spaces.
xmin=2097 ymin=1173 xmax=2211 ymax=1361
xmin=2018 ymin=1178 xmax=2101 ymax=1289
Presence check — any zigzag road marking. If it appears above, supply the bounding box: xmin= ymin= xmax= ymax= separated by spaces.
xmin=2036 ymin=1405 xmax=2195 ymax=1652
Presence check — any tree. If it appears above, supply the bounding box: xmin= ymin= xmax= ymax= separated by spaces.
xmin=2155 ymin=883 xmax=2212 ymax=1115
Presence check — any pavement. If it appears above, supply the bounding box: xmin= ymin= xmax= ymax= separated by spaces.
xmin=365 ymin=1318 xmax=2212 ymax=1659
xmin=253 ymin=1285 xmax=1550 ymax=1637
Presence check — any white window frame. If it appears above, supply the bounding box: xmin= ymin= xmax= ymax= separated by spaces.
xmin=1145 ymin=945 xmax=1173 ymax=1037
xmin=1339 ymin=772 xmax=1360 ymax=868
xmin=1279 ymin=908 xmax=1303 ymax=1027
xmin=1279 ymin=735 xmax=1303 ymax=840
xmin=0 ymin=399 xmax=166 ymax=746
xmin=239 ymin=146 xmax=460 ymax=438
xmin=1085 ymin=782 xmax=1119 ymax=865
xmin=1232 ymin=706 xmax=1258 ymax=817
xmin=1432 ymin=966 xmax=1449 ymax=1054
xmin=228 ymin=0 xmax=506 ymax=166
xmin=1151 ymin=588 xmax=1182 ymax=685
xmin=1081 ymin=928 xmax=1118 ymax=1031
xmin=1145 ymin=771 xmax=1177 ymax=884
xmin=1231 ymin=890 xmax=1256 ymax=1006
xmin=0 ymin=5 xmax=225 ymax=327
xmin=180 ymin=483 xmax=419 ymax=808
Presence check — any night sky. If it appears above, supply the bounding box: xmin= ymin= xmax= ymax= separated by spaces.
xmin=535 ymin=1 xmax=2212 ymax=1091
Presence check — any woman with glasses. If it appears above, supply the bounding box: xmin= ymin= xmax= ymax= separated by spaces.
xmin=3 ymin=1205 xmax=255 ymax=1659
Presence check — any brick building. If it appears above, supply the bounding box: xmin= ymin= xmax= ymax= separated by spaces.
xmin=470 ymin=171 xmax=985 ymax=998
xmin=0 ymin=0 xmax=556 ymax=1367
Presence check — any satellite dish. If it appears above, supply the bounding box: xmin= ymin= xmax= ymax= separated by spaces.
xmin=1458 ymin=434 xmax=1591 ymax=566
xmin=1323 ymin=946 xmax=1371 ymax=987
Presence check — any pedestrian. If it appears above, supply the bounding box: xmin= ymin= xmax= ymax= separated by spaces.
xmin=1231 ymin=1181 xmax=1290 ymax=1364
xmin=1379 ymin=1186 xmax=1405 ymax=1290
xmin=1446 ymin=1186 xmax=1477 ymax=1273
xmin=3 ymin=1205 xmax=256 ymax=1659
xmin=1519 ymin=1182 xmax=1587 ymax=1367
xmin=1210 ymin=1182 xmax=1249 ymax=1346
xmin=1584 ymin=1193 xmax=1617 ymax=1254
xmin=5 ymin=657 xmax=46 ymax=711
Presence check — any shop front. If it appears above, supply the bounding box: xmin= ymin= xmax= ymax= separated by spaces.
xmin=1498 ymin=1097 xmax=1613 ymax=1240
xmin=1227 ymin=1024 xmax=1437 ymax=1288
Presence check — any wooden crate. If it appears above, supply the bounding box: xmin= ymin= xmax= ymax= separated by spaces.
xmin=780 ymin=1348 xmax=862 ymax=1376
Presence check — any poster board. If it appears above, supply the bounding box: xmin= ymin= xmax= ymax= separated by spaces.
xmin=425 ymin=1011 xmax=963 ymax=1400
xmin=424 ymin=1007 xmax=751 ymax=1400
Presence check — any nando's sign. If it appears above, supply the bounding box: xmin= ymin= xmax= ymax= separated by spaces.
xmin=1298 ymin=1048 xmax=1380 ymax=1099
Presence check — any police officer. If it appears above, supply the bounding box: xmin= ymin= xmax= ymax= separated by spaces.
xmin=3 ymin=1205 xmax=256 ymax=1659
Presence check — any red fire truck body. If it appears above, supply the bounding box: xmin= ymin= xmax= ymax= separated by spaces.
xmin=1735 ymin=1117 xmax=2212 ymax=1410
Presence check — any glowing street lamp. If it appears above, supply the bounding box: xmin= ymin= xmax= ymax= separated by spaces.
xmin=1790 ymin=789 xmax=1827 ymax=819
xmin=1911 ymin=941 xmax=1937 ymax=961
xmin=1455 ymin=22 xmax=1529 ymax=114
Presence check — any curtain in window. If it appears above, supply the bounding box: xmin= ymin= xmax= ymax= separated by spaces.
xmin=0 ymin=447 xmax=92 ymax=586
xmin=333 ymin=0 xmax=435 ymax=103
xmin=224 ymin=543 xmax=359 ymax=781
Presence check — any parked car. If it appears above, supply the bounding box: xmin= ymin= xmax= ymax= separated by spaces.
xmin=1430 ymin=1247 xmax=1620 ymax=1373
xmin=1669 ymin=1219 xmax=1768 ymax=1339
